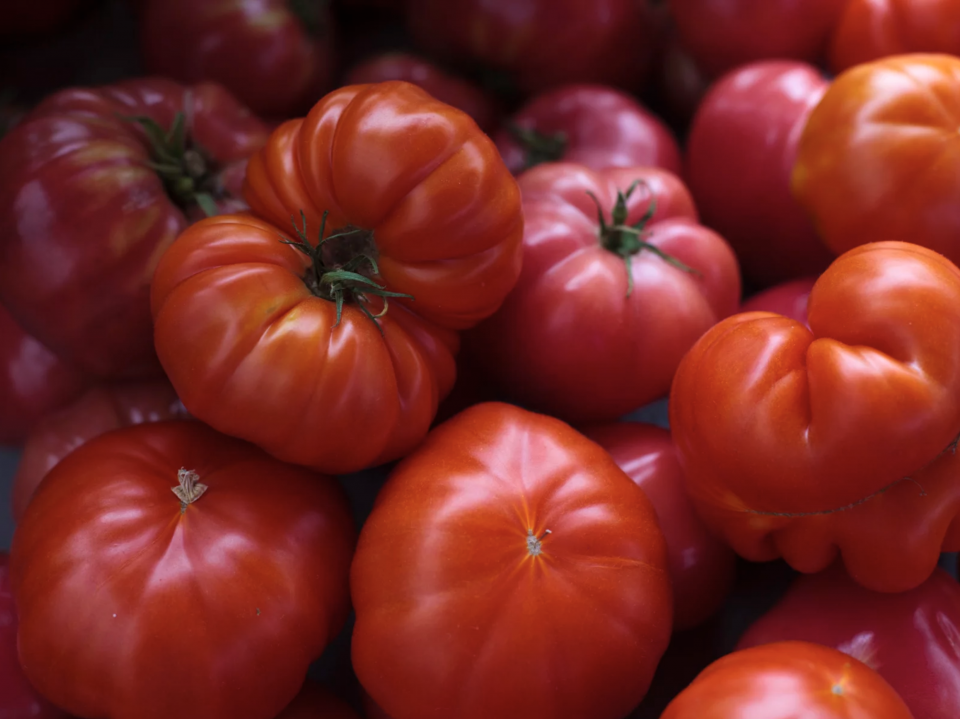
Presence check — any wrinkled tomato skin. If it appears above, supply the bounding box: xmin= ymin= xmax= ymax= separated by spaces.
xmin=739 ymin=277 xmax=816 ymax=327
xmin=739 ymin=564 xmax=960 ymax=719
xmin=686 ymin=61 xmax=835 ymax=287
xmin=670 ymin=241 xmax=960 ymax=592
xmin=10 ymin=421 xmax=356 ymax=719
xmin=661 ymin=641 xmax=914 ymax=719
xmin=584 ymin=422 xmax=736 ymax=630
xmin=351 ymin=402 xmax=673 ymax=719
xmin=276 ymin=681 xmax=361 ymax=719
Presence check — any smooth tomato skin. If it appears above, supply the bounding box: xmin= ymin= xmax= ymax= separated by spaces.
xmin=10 ymin=421 xmax=356 ymax=719
xmin=0 ymin=77 xmax=269 ymax=378
xmin=739 ymin=565 xmax=960 ymax=719
xmin=277 ymin=682 xmax=360 ymax=719
xmin=668 ymin=0 xmax=846 ymax=78
xmin=465 ymin=163 xmax=740 ymax=423
xmin=661 ymin=641 xmax=914 ymax=719
xmin=351 ymin=402 xmax=673 ymax=719
xmin=494 ymin=84 xmax=682 ymax=175
xmin=583 ymin=422 xmax=736 ymax=630
xmin=1 ymin=553 xmax=69 ymax=719
xmin=739 ymin=276 xmax=816 ymax=327
xmin=829 ymin=0 xmax=960 ymax=74
xmin=11 ymin=379 xmax=187 ymax=523
xmin=140 ymin=0 xmax=335 ymax=118
xmin=406 ymin=0 xmax=658 ymax=94
xmin=794 ymin=55 xmax=960 ymax=267
xmin=345 ymin=53 xmax=499 ymax=133
xmin=669 ymin=241 xmax=960 ymax=592
xmin=686 ymin=61 xmax=835 ymax=287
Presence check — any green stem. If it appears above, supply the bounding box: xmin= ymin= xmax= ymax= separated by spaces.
xmin=508 ymin=123 xmax=568 ymax=170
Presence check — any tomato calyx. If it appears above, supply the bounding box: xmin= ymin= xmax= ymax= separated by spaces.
xmin=508 ymin=123 xmax=568 ymax=170
xmin=288 ymin=0 xmax=329 ymax=38
xmin=172 ymin=467 xmax=208 ymax=513
xmin=586 ymin=180 xmax=699 ymax=297
xmin=281 ymin=210 xmax=414 ymax=332
xmin=526 ymin=528 xmax=552 ymax=556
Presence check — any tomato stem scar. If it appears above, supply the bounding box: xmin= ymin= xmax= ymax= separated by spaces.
xmin=526 ymin=528 xmax=552 ymax=556
xmin=172 ymin=468 xmax=208 ymax=512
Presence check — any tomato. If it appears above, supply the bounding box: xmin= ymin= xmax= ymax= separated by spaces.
xmin=650 ymin=31 xmax=711 ymax=128
xmin=10 ymin=421 xmax=355 ymax=719
xmin=685 ymin=61 xmax=835 ymax=287
xmin=1 ymin=0 xmax=88 ymax=35
xmin=0 ymin=77 xmax=269 ymax=378
xmin=661 ymin=641 xmax=913 ymax=718
xmin=494 ymin=84 xmax=682 ymax=175
xmin=465 ymin=163 xmax=740 ymax=423
xmin=406 ymin=0 xmax=658 ymax=94
xmin=345 ymin=53 xmax=499 ymax=133
xmin=739 ymin=277 xmax=816 ymax=327
xmin=0 ymin=303 xmax=90 ymax=447
xmin=739 ymin=564 xmax=960 ymax=719
xmin=1 ymin=552 xmax=68 ymax=719
xmin=351 ymin=402 xmax=672 ymax=719
xmin=11 ymin=379 xmax=188 ymax=523
xmin=583 ymin=422 xmax=736 ymax=630
xmin=277 ymin=681 xmax=360 ymax=719
xmin=829 ymin=0 xmax=960 ymax=74
xmin=152 ymin=81 xmax=522 ymax=474
xmin=668 ymin=0 xmax=846 ymax=79
xmin=793 ymin=54 xmax=960 ymax=268
xmin=669 ymin=241 xmax=960 ymax=592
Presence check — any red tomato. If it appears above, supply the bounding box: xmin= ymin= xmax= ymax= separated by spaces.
xmin=793 ymin=54 xmax=960 ymax=268
xmin=140 ymin=0 xmax=335 ymax=118
xmin=406 ymin=0 xmax=658 ymax=94
xmin=0 ymin=303 xmax=90 ymax=447
xmin=668 ymin=0 xmax=846 ymax=78
xmin=465 ymin=163 xmax=740 ymax=423
xmin=739 ymin=564 xmax=960 ymax=719
xmin=583 ymin=422 xmax=736 ymax=630
xmin=685 ymin=61 xmax=835 ymax=287
xmin=10 ymin=421 xmax=355 ymax=719
xmin=829 ymin=0 xmax=960 ymax=73
xmin=0 ymin=77 xmax=269 ymax=378
xmin=11 ymin=379 xmax=188 ymax=523
xmin=494 ymin=84 xmax=681 ymax=175
xmin=351 ymin=402 xmax=672 ymax=719
xmin=661 ymin=641 xmax=913 ymax=718
xmin=152 ymin=81 xmax=522 ymax=474
xmin=0 ymin=0 xmax=88 ymax=35
xmin=277 ymin=681 xmax=360 ymax=719
xmin=739 ymin=277 xmax=816 ymax=327
xmin=669 ymin=241 xmax=960 ymax=592
xmin=1 ymin=552 xmax=69 ymax=719
xmin=345 ymin=53 xmax=499 ymax=133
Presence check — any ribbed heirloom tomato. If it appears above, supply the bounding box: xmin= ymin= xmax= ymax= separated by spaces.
xmin=670 ymin=241 xmax=960 ymax=592
xmin=151 ymin=81 xmax=523 ymax=475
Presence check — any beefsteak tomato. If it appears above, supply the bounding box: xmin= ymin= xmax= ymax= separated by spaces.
xmin=351 ymin=402 xmax=673 ymax=719
xmin=10 ymin=421 xmax=356 ymax=719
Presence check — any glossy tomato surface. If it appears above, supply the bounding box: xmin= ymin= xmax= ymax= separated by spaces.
xmin=0 ymin=77 xmax=269 ymax=378
xmin=686 ymin=61 xmax=834 ymax=287
xmin=466 ymin=163 xmax=740 ymax=423
xmin=793 ymin=54 xmax=960 ymax=268
xmin=10 ymin=421 xmax=356 ymax=719
xmin=670 ymin=241 xmax=960 ymax=592
xmin=739 ymin=277 xmax=816 ymax=327
xmin=584 ymin=422 xmax=736 ymax=630
xmin=661 ymin=641 xmax=914 ymax=718
xmin=740 ymin=565 xmax=960 ymax=719
xmin=351 ymin=402 xmax=673 ymax=719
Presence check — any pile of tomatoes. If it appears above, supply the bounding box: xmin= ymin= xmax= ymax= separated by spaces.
xmin=2 ymin=1 xmax=960 ymax=718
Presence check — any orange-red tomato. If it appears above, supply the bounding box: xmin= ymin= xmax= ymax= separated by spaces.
xmin=351 ymin=402 xmax=673 ymax=719
xmin=661 ymin=641 xmax=914 ymax=718
xmin=669 ymin=241 xmax=960 ymax=592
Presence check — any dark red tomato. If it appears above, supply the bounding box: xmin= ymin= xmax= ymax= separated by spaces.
xmin=494 ymin=84 xmax=681 ymax=175
xmin=0 ymin=304 xmax=90 ymax=447
xmin=406 ymin=0 xmax=658 ymax=94
xmin=465 ymin=163 xmax=740 ymax=423
xmin=583 ymin=422 xmax=736 ymax=630
xmin=140 ymin=0 xmax=335 ymax=118
xmin=11 ymin=421 xmax=356 ymax=719
xmin=277 ymin=681 xmax=360 ymax=719
xmin=1 ymin=552 xmax=69 ymax=719
xmin=0 ymin=0 xmax=88 ymax=35
xmin=830 ymin=0 xmax=960 ymax=74
xmin=669 ymin=0 xmax=847 ymax=78
xmin=739 ymin=277 xmax=816 ymax=327
xmin=739 ymin=564 xmax=960 ymax=719
xmin=0 ymin=77 xmax=269 ymax=379
xmin=11 ymin=379 xmax=188 ymax=523
xmin=686 ymin=61 xmax=835 ymax=287
xmin=345 ymin=53 xmax=499 ymax=133
xmin=651 ymin=30 xmax=712 ymax=128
